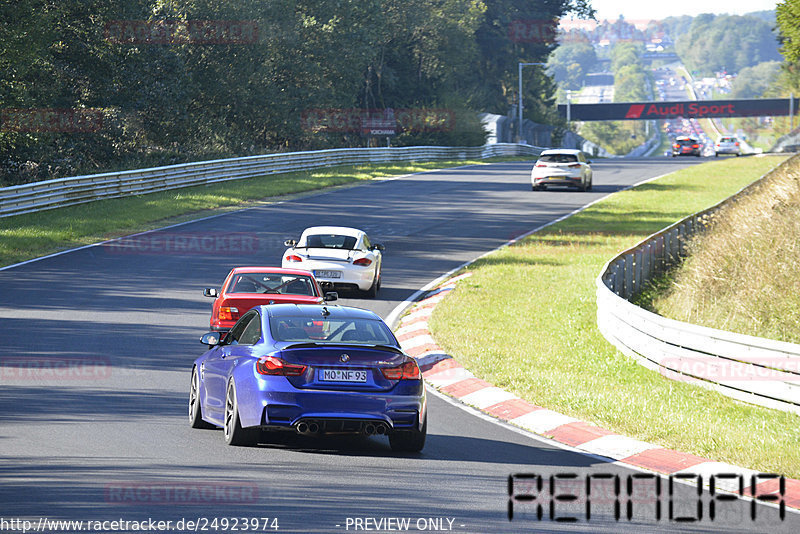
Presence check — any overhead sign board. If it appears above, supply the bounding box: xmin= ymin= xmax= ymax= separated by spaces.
xmin=558 ymin=99 xmax=795 ymax=121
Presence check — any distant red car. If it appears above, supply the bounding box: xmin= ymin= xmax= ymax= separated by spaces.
xmin=672 ymin=136 xmax=702 ymax=157
xmin=203 ymin=267 xmax=335 ymax=332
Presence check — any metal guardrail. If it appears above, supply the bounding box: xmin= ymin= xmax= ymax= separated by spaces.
xmin=0 ymin=143 xmax=543 ymax=218
xmin=596 ymin=155 xmax=800 ymax=414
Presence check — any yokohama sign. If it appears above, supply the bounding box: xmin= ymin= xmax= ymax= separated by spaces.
xmin=558 ymin=99 xmax=796 ymax=121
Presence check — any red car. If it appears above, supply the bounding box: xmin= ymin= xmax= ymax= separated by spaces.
xmin=671 ymin=136 xmax=702 ymax=157
xmin=203 ymin=267 xmax=335 ymax=332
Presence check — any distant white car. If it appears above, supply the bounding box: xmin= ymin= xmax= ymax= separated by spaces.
xmin=531 ymin=149 xmax=593 ymax=191
xmin=715 ymin=136 xmax=741 ymax=157
xmin=282 ymin=226 xmax=384 ymax=298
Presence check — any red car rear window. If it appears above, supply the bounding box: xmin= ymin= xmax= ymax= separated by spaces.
xmin=230 ymin=273 xmax=315 ymax=296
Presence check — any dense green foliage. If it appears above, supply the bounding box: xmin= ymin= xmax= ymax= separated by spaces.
xmin=776 ymin=0 xmax=800 ymax=98
xmin=730 ymin=61 xmax=782 ymax=98
xmin=0 ymin=0 xmax=593 ymax=186
xmin=547 ymin=41 xmax=597 ymax=90
xmin=672 ymin=13 xmax=782 ymax=76
xmin=612 ymin=43 xmax=648 ymax=102
xmin=657 ymin=15 xmax=693 ymax=43
xmin=777 ymin=0 xmax=800 ymax=64
xmin=744 ymin=0 xmax=800 ymax=144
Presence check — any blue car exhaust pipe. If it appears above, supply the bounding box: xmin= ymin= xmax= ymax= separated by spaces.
xmin=295 ymin=420 xmax=320 ymax=435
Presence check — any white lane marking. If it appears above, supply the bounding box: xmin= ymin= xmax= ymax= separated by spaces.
xmin=459 ymin=387 xmax=517 ymax=409
xmin=425 ymin=368 xmax=475 ymax=388
xmin=395 ymin=322 xmax=429 ymax=337
xmin=399 ymin=334 xmax=437 ymax=350
xmin=577 ymin=434 xmax=660 ymax=459
xmin=400 ymin=308 xmax=434 ymax=323
xmin=674 ymin=462 xmax=761 ymax=494
xmin=510 ymin=409 xmax=579 ymax=434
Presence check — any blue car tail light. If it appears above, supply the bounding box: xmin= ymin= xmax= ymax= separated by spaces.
xmin=256 ymin=356 xmax=306 ymax=376
xmin=381 ymin=360 xmax=420 ymax=380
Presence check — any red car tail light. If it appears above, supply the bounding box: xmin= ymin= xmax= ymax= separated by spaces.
xmin=381 ymin=360 xmax=421 ymax=380
xmin=219 ymin=307 xmax=240 ymax=321
xmin=692 ymin=144 xmax=699 ymax=148
xmin=256 ymin=356 xmax=306 ymax=376
xmin=535 ymin=163 xmax=547 ymax=167
xmin=285 ymin=255 xmax=303 ymax=262
xmin=735 ymin=142 xmax=739 ymax=146
xmin=353 ymin=258 xmax=372 ymax=266
xmin=568 ymin=163 xmax=581 ymax=168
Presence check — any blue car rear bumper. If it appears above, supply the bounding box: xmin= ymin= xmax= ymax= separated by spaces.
xmin=232 ymin=367 xmax=426 ymax=431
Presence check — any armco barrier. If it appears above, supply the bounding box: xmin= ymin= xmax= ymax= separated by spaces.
xmin=596 ymin=155 xmax=800 ymax=414
xmin=0 ymin=143 xmax=543 ymax=218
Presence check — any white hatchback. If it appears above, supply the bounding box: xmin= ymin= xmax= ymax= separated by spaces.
xmin=531 ymin=149 xmax=593 ymax=191
xmin=715 ymin=136 xmax=741 ymax=157
xmin=282 ymin=226 xmax=384 ymax=298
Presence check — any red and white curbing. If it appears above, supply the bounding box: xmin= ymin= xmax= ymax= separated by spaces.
xmin=396 ymin=273 xmax=800 ymax=510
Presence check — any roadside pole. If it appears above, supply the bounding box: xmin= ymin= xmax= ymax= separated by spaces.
xmin=517 ymin=62 xmax=547 ymax=143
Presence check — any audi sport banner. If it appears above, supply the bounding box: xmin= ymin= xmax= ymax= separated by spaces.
xmin=558 ymin=98 xmax=795 ymax=121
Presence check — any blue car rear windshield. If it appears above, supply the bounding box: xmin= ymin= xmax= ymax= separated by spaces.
xmin=305 ymin=234 xmax=357 ymax=249
xmin=271 ymin=316 xmax=396 ymax=345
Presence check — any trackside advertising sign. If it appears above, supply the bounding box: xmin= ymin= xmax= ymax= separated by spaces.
xmin=558 ymin=98 xmax=796 ymax=121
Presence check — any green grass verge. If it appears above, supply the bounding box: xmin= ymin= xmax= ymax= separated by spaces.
xmin=0 ymin=156 xmax=532 ymax=268
xmin=428 ymin=154 xmax=800 ymax=478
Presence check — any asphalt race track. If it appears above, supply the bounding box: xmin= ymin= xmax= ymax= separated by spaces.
xmin=1 ymin=158 xmax=796 ymax=533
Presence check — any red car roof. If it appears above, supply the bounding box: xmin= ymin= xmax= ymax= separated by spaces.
xmin=228 ymin=266 xmax=315 ymax=276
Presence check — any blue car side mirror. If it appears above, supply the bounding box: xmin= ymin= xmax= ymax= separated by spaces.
xmin=201 ymin=332 xmax=222 ymax=346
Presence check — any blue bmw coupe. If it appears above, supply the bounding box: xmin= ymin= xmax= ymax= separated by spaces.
xmin=189 ymin=304 xmax=426 ymax=451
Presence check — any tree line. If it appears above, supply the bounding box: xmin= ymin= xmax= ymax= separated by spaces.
xmin=0 ymin=0 xmax=592 ymax=186
xmin=664 ymin=11 xmax=782 ymax=76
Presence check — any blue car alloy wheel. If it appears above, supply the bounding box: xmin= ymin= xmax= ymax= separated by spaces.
xmin=190 ymin=304 xmax=427 ymax=452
